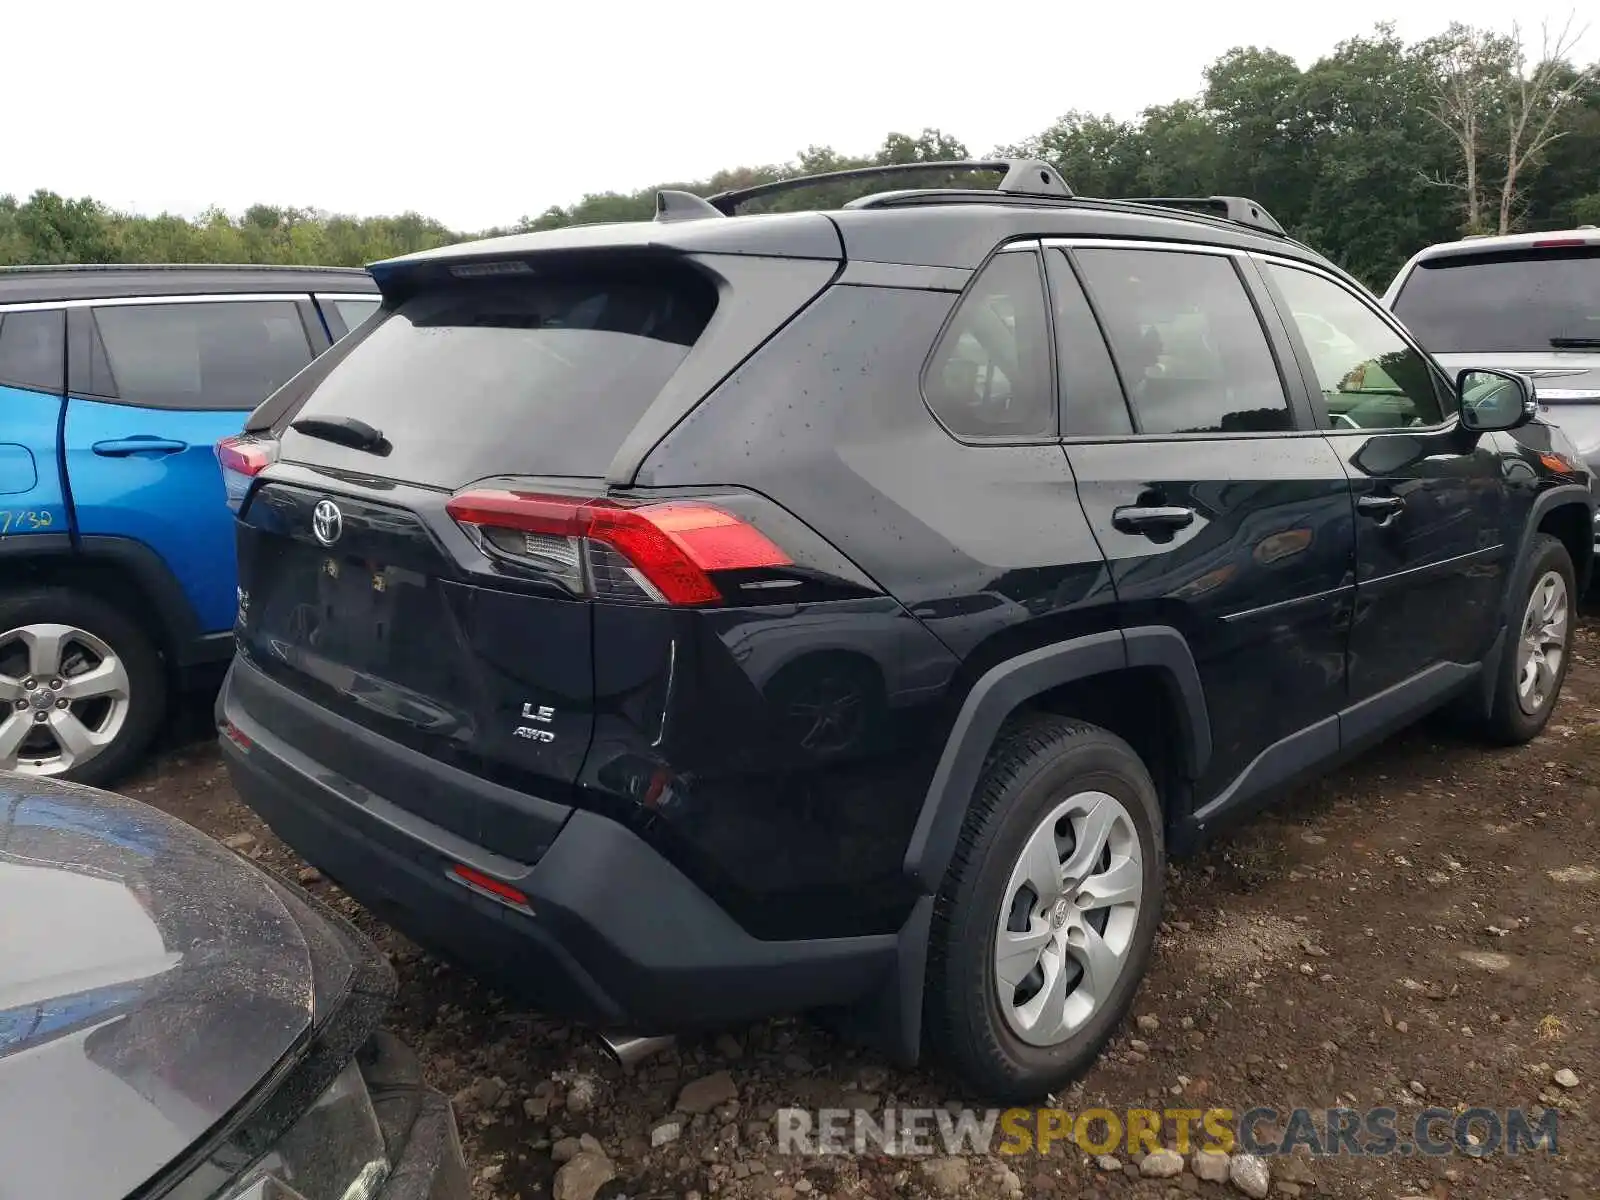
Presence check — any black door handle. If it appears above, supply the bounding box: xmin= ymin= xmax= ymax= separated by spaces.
xmin=1357 ymin=494 xmax=1405 ymax=527
xmin=1112 ymin=505 xmax=1196 ymax=535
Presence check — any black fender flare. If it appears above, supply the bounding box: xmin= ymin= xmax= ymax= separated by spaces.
xmin=1469 ymin=483 xmax=1595 ymax=719
xmin=901 ymin=625 xmax=1211 ymax=894
xmin=1502 ymin=484 xmax=1594 ymax=619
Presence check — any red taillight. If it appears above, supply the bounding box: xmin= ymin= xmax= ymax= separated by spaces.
xmin=445 ymin=489 xmax=791 ymax=606
xmin=1532 ymin=238 xmax=1590 ymax=248
xmin=449 ymin=863 xmax=532 ymax=911
xmin=216 ymin=435 xmax=278 ymax=512
xmin=216 ymin=435 xmax=274 ymax=476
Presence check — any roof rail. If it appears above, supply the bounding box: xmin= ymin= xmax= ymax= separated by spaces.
xmin=706 ymin=159 xmax=1072 ymax=215
xmin=654 ymin=189 xmax=723 ymax=223
xmin=1115 ymin=196 xmax=1284 ymax=236
xmin=0 ymin=262 xmax=372 ymax=275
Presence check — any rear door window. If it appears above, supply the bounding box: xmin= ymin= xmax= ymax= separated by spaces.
xmin=1392 ymin=246 xmax=1600 ymax=352
xmin=1044 ymin=250 xmax=1132 ymax=436
xmin=280 ymin=268 xmax=717 ymax=487
xmin=1074 ymin=248 xmax=1292 ymax=434
xmin=91 ymin=300 xmax=314 ymax=410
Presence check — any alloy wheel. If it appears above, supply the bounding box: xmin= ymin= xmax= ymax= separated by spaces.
xmin=1516 ymin=569 xmax=1569 ymax=716
xmin=0 ymin=623 xmax=132 ymax=777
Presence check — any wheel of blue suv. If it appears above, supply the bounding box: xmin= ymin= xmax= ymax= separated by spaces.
xmin=925 ymin=715 xmax=1165 ymax=1102
xmin=1475 ymin=533 xmax=1576 ymax=746
xmin=0 ymin=587 xmax=166 ymax=786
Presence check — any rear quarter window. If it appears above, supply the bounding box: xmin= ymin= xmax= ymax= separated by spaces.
xmin=0 ymin=309 xmax=66 ymax=394
xmin=280 ymin=266 xmax=718 ymax=488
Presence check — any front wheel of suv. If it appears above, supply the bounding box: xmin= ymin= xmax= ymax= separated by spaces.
xmin=0 ymin=587 xmax=167 ymax=786
xmin=924 ymin=715 xmax=1164 ymax=1102
xmin=1476 ymin=533 xmax=1576 ymax=745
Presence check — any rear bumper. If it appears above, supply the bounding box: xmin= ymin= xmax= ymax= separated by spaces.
xmin=217 ymin=658 xmax=905 ymax=1034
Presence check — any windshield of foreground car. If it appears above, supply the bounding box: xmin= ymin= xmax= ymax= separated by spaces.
xmin=1392 ymin=245 xmax=1600 ymax=353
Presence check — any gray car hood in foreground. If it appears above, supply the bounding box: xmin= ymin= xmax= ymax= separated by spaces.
xmin=0 ymin=773 xmax=345 ymax=1200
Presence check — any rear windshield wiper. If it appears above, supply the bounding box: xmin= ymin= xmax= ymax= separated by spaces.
xmin=289 ymin=415 xmax=391 ymax=456
xmin=1550 ymin=337 xmax=1600 ymax=349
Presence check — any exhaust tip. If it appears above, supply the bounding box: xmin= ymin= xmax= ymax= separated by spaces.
xmin=598 ymin=1032 xmax=675 ymax=1068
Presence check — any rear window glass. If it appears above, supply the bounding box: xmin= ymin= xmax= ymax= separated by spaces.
xmin=281 ymin=270 xmax=717 ymax=487
xmin=1392 ymin=246 xmax=1600 ymax=353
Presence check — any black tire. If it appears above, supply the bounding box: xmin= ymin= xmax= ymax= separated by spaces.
xmin=924 ymin=714 xmax=1164 ymax=1102
xmin=1476 ymin=534 xmax=1576 ymax=746
xmin=0 ymin=587 xmax=167 ymax=787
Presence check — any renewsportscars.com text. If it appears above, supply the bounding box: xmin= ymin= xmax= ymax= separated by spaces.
xmin=775 ymin=1105 xmax=1559 ymax=1158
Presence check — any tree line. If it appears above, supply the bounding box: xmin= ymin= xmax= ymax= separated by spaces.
xmin=2 ymin=21 xmax=1595 ymax=290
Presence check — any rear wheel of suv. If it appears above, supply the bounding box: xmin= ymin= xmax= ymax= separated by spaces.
xmin=0 ymin=588 xmax=166 ymax=786
xmin=925 ymin=715 xmax=1164 ymax=1101
xmin=1476 ymin=533 xmax=1576 ymax=745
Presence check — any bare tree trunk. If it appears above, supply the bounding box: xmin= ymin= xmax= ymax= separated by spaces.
xmin=1497 ymin=17 xmax=1596 ymax=233
xmin=1464 ymin=115 xmax=1480 ymax=232
xmin=1424 ymin=27 xmax=1497 ymax=234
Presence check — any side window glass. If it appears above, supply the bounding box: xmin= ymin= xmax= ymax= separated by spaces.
xmin=330 ymin=297 xmax=381 ymax=337
xmin=0 ymin=310 xmax=66 ymax=394
xmin=1265 ymin=263 xmax=1445 ymax=431
xmin=924 ymin=250 xmax=1054 ymax=439
xmin=1045 ymin=250 xmax=1132 ymax=436
xmin=1075 ymin=248 xmax=1292 ymax=435
xmin=92 ymin=300 xmax=313 ymax=410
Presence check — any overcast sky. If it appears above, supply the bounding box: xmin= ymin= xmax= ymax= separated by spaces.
xmin=5 ymin=1 xmax=1586 ymax=230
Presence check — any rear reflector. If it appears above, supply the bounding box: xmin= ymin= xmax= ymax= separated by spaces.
xmin=216 ymin=435 xmax=279 ymax=512
xmin=448 ymin=863 xmax=533 ymax=911
xmin=219 ymin=720 xmax=253 ymax=752
xmin=446 ymin=489 xmax=791 ymax=605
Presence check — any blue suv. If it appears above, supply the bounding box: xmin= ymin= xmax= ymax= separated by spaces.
xmin=0 ymin=264 xmax=378 ymax=783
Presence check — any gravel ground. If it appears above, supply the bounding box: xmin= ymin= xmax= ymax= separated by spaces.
xmin=132 ymin=622 xmax=1599 ymax=1200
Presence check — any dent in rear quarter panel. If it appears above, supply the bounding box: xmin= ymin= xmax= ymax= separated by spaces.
xmin=617 ymin=283 xmax=1117 ymax=940
xmin=583 ymin=596 xmax=957 ymax=940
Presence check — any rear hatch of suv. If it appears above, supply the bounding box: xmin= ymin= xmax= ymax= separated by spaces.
xmin=221 ymin=234 xmax=843 ymax=862
xmin=1388 ymin=237 xmax=1600 ymax=457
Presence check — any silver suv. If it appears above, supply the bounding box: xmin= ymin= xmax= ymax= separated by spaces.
xmin=1385 ymin=228 xmax=1600 ymax=546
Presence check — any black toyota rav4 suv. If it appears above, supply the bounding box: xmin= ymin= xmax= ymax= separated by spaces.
xmin=215 ymin=161 xmax=1593 ymax=1100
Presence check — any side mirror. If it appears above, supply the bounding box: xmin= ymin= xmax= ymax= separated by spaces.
xmin=1457 ymin=368 xmax=1537 ymax=433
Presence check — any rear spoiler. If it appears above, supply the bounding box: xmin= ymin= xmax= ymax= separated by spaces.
xmin=367 ymin=217 xmax=843 ymax=304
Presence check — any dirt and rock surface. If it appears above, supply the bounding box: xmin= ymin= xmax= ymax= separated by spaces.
xmin=131 ymin=622 xmax=1599 ymax=1200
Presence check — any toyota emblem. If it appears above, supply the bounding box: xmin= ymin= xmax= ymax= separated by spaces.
xmin=312 ymin=499 xmax=343 ymax=547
